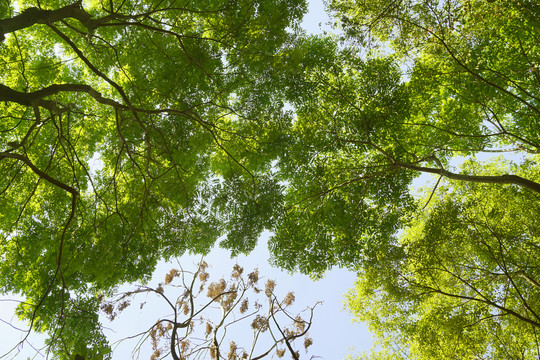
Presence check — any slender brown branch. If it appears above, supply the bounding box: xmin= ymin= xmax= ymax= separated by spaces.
xmin=0 ymin=152 xmax=78 ymax=196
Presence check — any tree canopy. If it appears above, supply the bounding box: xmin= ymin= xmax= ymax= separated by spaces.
xmin=270 ymin=0 xmax=540 ymax=274
xmin=1 ymin=0 xmax=540 ymax=358
xmin=318 ymin=0 xmax=540 ymax=358
xmin=0 ymin=0 xmax=305 ymax=356
xmin=346 ymin=159 xmax=540 ymax=359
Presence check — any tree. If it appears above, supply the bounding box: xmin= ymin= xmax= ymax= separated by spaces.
xmin=345 ymin=158 xmax=540 ymax=359
xmin=2 ymin=0 xmax=540 ymax=356
xmin=264 ymin=0 xmax=540 ymax=357
xmin=0 ymin=0 xmax=306 ymax=356
xmin=267 ymin=0 xmax=540 ymax=274
xmin=95 ymin=262 xmax=316 ymax=360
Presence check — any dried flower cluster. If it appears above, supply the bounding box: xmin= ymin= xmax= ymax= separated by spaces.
xmin=239 ymin=298 xmax=249 ymax=314
xmin=165 ymin=268 xmax=180 ymax=284
xmin=181 ymin=339 xmax=190 ymax=353
xmin=205 ymin=322 xmax=213 ymax=337
xmin=265 ymin=279 xmax=275 ymax=298
xmin=227 ymin=341 xmax=237 ymax=360
xmin=149 ymin=321 xmax=172 ymax=360
xmin=295 ymin=315 xmax=306 ymax=333
xmin=221 ymin=284 xmax=238 ymax=310
xmin=100 ymin=302 xmax=116 ymax=321
xmin=283 ymin=292 xmax=295 ymax=306
xmin=251 ymin=315 xmax=269 ymax=332
xmin=100 ymin=298 xmax=131 ymax=321
xmin=247 ymin=269 xmax=259 ymax=285
xmin=199 ymin=270 xmax=210 ymax=283
xmin=207 ymin=278 xmax=227 ymax=299
xmin=117 ymin=300 xmax=130 ymax=312
xmin=199 ymin=261 xmax=208 ymax=272
xmin=232 ymin=264 xmax=244 ymax=279
xmin=150 ymin=349 xmax=161 ymax=360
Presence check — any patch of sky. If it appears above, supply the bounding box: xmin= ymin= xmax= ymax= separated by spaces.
xmin=0 ymin=295 xmax=48 ymax=359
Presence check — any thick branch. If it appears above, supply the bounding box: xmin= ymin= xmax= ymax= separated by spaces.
xmin=0 ymin=2 xmax=97 ymax=41
xmin=0 ymin=84 xmax=62 ymax=112
xmin=398 ymin=162 xmax=540 ymax=195
xmin=0 ymin=83 xmax=125 ymax=111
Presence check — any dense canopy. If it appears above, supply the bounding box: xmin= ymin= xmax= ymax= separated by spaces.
xmin=347 ymin=159 xmax=540 ymax=359
xmin=0 ymin=0 xmax=305 ymax=356
xmin=270 ymin=0 xmax=540 ymax=274
xmin=326 ymin=0 xmax=540 ymax=358
xmin=0 ymin=0 xmax=539 ymax=358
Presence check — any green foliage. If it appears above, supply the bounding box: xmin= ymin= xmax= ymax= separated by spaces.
xmin=267 ymin=0 xmax=540 ymax=276
xmin=0 ymin=0 xmax=305 ymax=356
xmin=316 ymin=0 xmax=540 ymax=357
xmin=270 ymin=52 xmax=417 ymax=275
xmin=346 ymin=158 xmax=540 ymax=359
xmin=329 ymin=0 xmax=540 ymax=153
xmin=1 ymin=0 xmax=540 ymax=357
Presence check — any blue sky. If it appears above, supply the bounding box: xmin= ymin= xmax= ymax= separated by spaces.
xmin=100 ymin=234 xmax=373 ymax=359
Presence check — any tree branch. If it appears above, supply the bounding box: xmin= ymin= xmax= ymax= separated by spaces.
xmin=0 ymin=83 xmax=125 ymax=111
xmin=0 ymin=151 xmax=78 ymax=196
xmin=397 ymin=162 xmax=540 ymax=194
xmin=0 ymin=2 xmax=98 ymax=42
